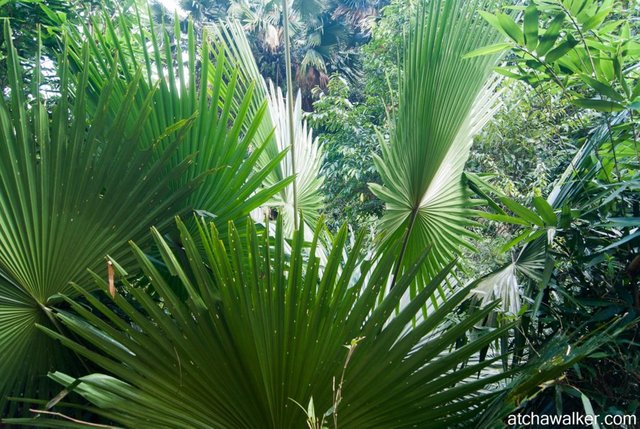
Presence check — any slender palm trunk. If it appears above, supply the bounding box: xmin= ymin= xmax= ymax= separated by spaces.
xmin=282 ymin=0 xmax=299 ymax=230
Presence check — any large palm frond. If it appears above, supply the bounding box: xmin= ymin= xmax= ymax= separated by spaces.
xmin=369 ymin=0 xmax=505 ymax=292
xmin=8 ymin=217 xmax=515 ymax=428
xmin=0 ymin=23 xmax=197 ymax=415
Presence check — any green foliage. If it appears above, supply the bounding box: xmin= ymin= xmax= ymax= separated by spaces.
xmin=63 ymin=14 xmax=290 ymax=234
xmin=0 ymin=6 xmax=289 ymax=416
xmin=309 ymin=76 xmax=383 ymax=232
xmin=307 ymin=0 xmax=409 ymax=234
xmin=6 ymin=217 xmax=514 ymax=428
xmin=468 ymin=83 xmax=582 ymax=199
xmin=212 ymin=20 xmax=325 ymax=237
xmin=0 ymin=0 xmax=141 ymax=90
xmin=1 ymin=0 xmax=637 ymax=424
xmin=0 ymin=0 xmax=69 ymax=88
xmin=470 ymin=0 xmax=640 ymax=418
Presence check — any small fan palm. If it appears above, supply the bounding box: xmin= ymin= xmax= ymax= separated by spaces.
xmin=8 ymin=217 xmax=515 ymax=428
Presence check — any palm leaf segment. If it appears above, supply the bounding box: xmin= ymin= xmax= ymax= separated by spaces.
xmin=370 ymin=0 xmax=504 ymax=290
xmin=212 ymin=20 xmax=325 ymax=237
xmin=18 ymin=217 xmax=514 ymax=428
xmin=0 ymin=23 xmax=197 ymax=414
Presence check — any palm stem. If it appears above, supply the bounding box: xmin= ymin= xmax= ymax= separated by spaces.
xmin=282 ymin=0 xmax=299 ymax=230
xmin=389 ymin=207 xmax=419 ymax=290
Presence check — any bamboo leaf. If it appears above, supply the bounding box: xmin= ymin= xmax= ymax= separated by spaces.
xmin=545 ymin=35 xmax=579 ymax=62
xmin=497 ymin=13 xmax=525 ymax=45
xmin=532 ymin=196 xmax=557 ymax=226
xmin=572 ymin=98 xmax=625 ymax=112
xmin=524 ymin=5 xmax=539 ymax=51
xmin=579 ymin=75 xmax=624 ymax=102
xmin=537 ymin=14 xmax=565 ymax=56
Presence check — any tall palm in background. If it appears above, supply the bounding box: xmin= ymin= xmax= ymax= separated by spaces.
xmin=156 ymin=0 xmax=382 ymax=108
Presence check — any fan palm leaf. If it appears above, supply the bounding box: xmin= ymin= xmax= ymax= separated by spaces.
xmin=0 ymin=23 xmax=198 ymax=415
xmin=1 ymin=4 xmax=292 ymax=414
xmin=264 ymin=82 xmax=324 ymax=236
xmin=8 ymin=216 xmax=515 ymax=428
xmin=369 ymin=0 xmax=505 ymax=294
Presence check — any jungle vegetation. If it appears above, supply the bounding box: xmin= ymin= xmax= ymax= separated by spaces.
xmin=0 ymin=0 xmax=638 ymax=427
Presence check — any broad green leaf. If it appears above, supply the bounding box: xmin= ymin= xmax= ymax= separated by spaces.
xmin=581 ymin=7 xmax=612 ymax=31
xmin=580 ymin=392 xmax=602 ymax=429
xmin=481 ymin=213 xmax=533 ymax=227
xmin=605 ymin=216 xmax=640 ymax=227
xmin=537 ymin=14 xmax=565 ymax=56
xmin=532 ymin=196 xmax=557 ymax=226
xmin=478 ymin=11 xmax=503 ymax=34
xmin=545 ymin=35 xmax=579 ymax=62
xmin=600 ymin=230 xmax=640 ymax=253
xmin=500 ymin=197 xmax=545 ymax=227
xmin=499 ymin=229 xmax=545 ymax=254
xmin=463 ymin=43 xmax=512 ymax=59
xmin=579 ymin=75 xmax=624 ymax=102
xmin=632 ymin=80 xmax=640 ymax=100
xmin=572 ymin=98 xmax=625 ymax=112
xmin=495 ymin=66 xmax=524 ymax=79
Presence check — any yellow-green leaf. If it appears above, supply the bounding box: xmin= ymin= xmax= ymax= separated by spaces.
xmin=462 ymin=43 xmax=512 ymax=59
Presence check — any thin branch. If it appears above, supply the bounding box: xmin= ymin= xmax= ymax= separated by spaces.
xmin=29 ymin=409 xmax=121 ymax=428
xmin=557 ymin=2 xmax=596 ymax=75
